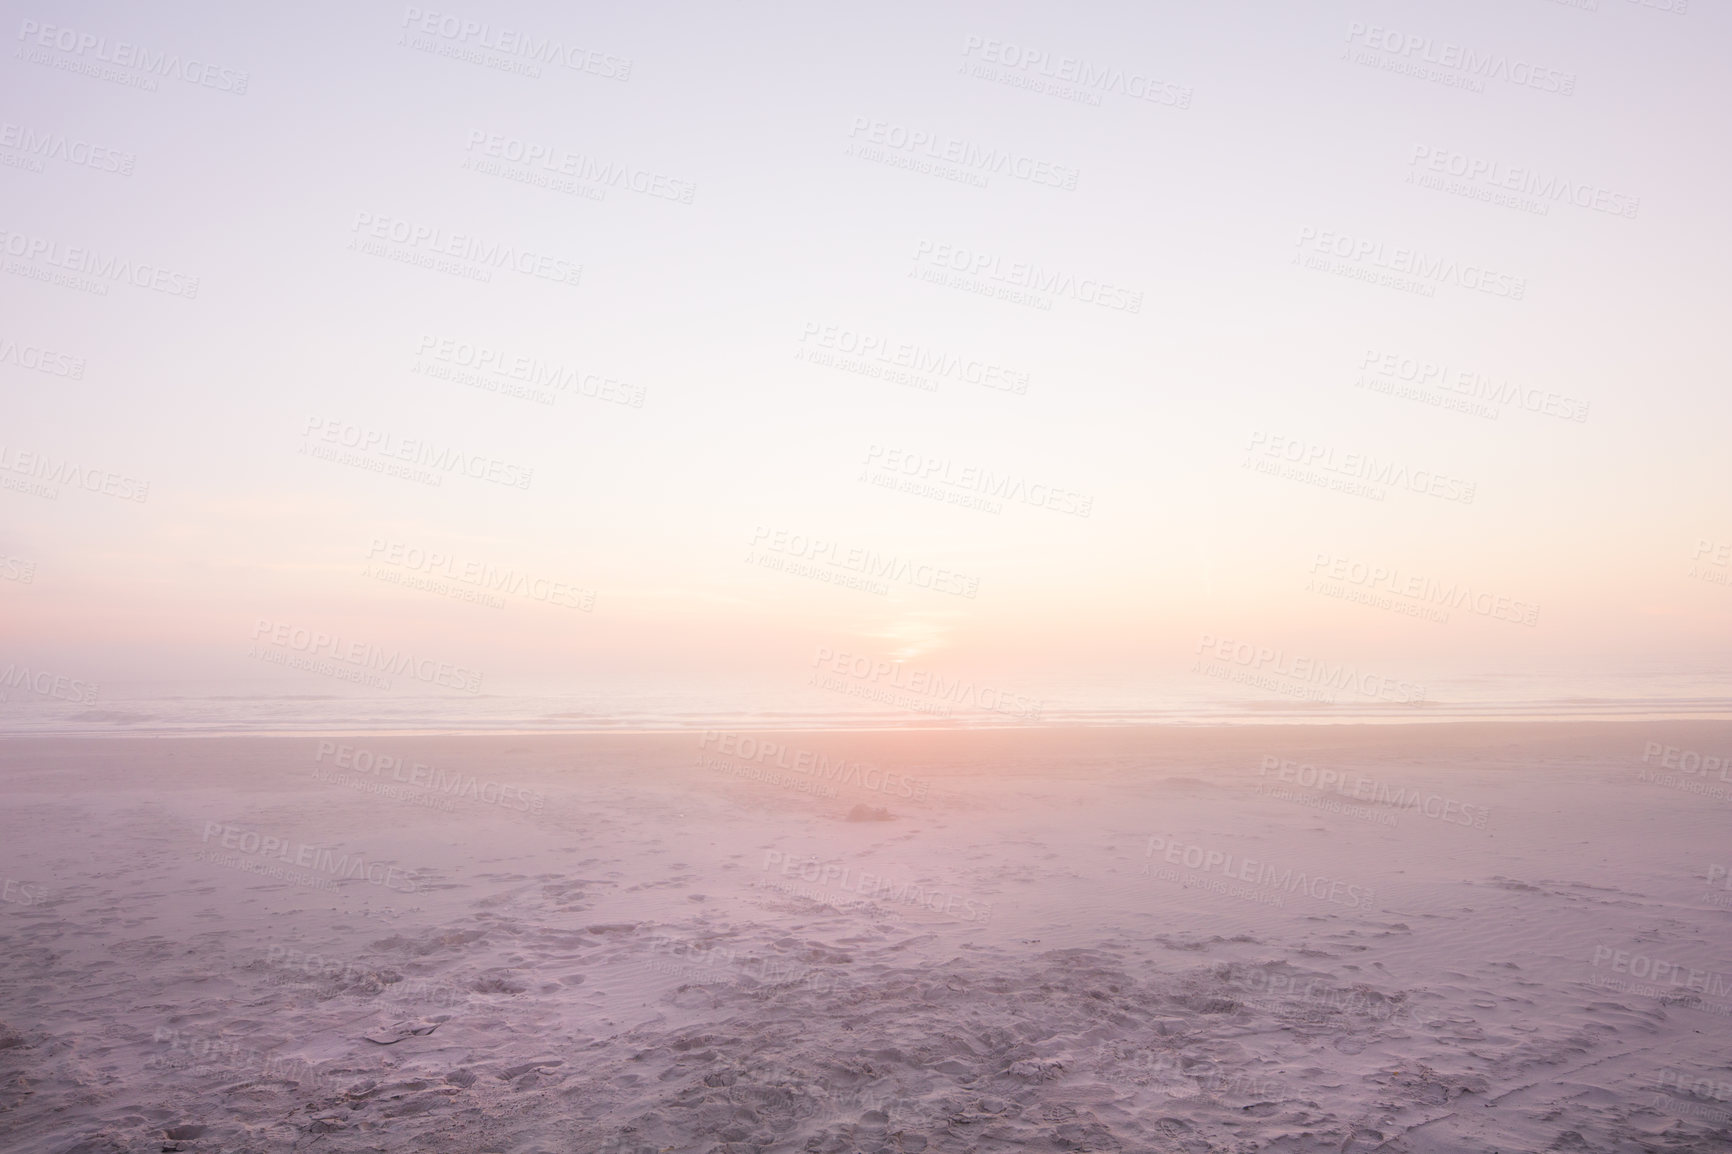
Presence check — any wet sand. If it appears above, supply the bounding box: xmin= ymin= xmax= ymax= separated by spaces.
xmin=1 ymin=721 xmax=1729 ymax=1152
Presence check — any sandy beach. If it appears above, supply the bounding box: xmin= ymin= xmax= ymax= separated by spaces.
xmin=5 ymin=1 xmax=1727 ymax=1150
xmin=1 ymin=722 xmax=1728 ymax=1152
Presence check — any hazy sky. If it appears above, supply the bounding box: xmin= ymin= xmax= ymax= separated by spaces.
xmin=2 ymin=0 xmax=1727 ymax=713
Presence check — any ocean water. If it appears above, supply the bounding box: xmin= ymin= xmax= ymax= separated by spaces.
xmin=0 ymin=670 xmax=1726 ymax=736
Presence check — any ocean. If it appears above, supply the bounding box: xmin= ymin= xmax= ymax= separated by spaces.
xmin=0 ymin=669 xmax=1725 ymax=735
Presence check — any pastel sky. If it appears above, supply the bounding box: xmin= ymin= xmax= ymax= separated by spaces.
xmin=2 ymin=0 xmax=1727 ymax=718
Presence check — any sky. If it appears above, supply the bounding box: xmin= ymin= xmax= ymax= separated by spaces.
xmin=1 ymin=0 xmax=1728 ymax=725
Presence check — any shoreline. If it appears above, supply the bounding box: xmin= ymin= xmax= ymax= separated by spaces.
xmin=4 ymin=711 xmax=1732 ymax=740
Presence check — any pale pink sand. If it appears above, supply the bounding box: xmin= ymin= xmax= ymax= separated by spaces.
xmin=1 ymin=722 xmax=1729 ymax=1152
